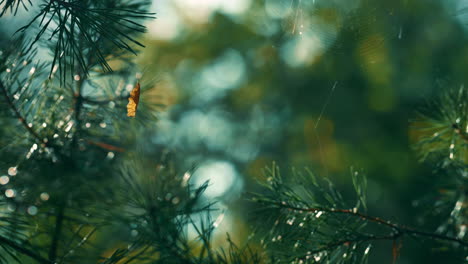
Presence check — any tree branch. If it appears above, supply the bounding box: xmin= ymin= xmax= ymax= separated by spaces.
xmin=269 ymin=201 xmax=468 ymax=247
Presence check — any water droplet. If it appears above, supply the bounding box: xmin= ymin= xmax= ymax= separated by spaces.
xmin=74 ymin=75 xmax=80 ymax=81
xmin=171 ymin=196 xmax=180 ymax=205
xmin=6 ymin=68 xmax=11 ymax=73
xmin=453 ymin=200 xmax=463 ymax=214
xmin=29 ymin=67 xmax=36 ymax=75
xmin=27 ymin=206 xmax=38 ymax=215
xmin=5 ymin=189 xmax=16 ymax=198
xmin=286 ymin=217 xmax=296 ymax=225
xmin=315 ymin=211 xmax=323 ymax=218
xmin=182 ymin=172 xmax=191 ymax=186
xmin=131 ymin=230 xmax=138 ymax=237
xmin=126 ymin=84 xmax=134 ymax=92
xmin=299 ymin=222 xmax=304 ymax=227
xmin=64 ymin=121 xmax=74 ymax=132
xmin=0 ymin=175 xmax=9 ymax=185
xmin=8 ymin=167 xmax=17 ymax=176
xmin=106 ymin=152 xmax=115 ymax=159
xmin=276 ymin=235 xmax=282 ymax=241
xmin=364 ymin=245 xmax=371 ymax=255
xmin=40 ymin=192 xmax=50 ymax=201
xmin=213 ymin=213 xmax=225 ymax=228
xmin=99 ymin=122 xmax=107 ymax=128
xmin=85 ymin=123 xmax=91 ymax=128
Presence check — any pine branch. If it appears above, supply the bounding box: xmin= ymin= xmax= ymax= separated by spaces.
xmin=251 ymin=165 xmax=468 ymax=262
xmin=0 ymin=80 xmax=49 ymax=147
xmin=0 ymin=235 xmax=51 ymax=264
xmin=266 ymin=201 xmax=468 ymax=247
xmin=295 ymin=234 xmax=399 ymax=261
xmin=0 ymin=0 xmax=31 ymax=16
xmin=13 ymin=0 xmax=155 ymax=83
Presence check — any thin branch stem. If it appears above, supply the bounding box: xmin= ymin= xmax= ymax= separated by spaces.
xmin=271 ymin=202 xmax=468 ymax=247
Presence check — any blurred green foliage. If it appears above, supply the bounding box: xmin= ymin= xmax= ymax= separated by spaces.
xmin=138 ymin=0 xmax=468 ymax=262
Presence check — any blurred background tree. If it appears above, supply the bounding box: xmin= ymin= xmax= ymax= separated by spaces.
xmin=0 ymin=0 xmax=467 ymax=263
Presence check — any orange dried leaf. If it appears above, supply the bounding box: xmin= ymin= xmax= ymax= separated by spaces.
xmin=127 ymin=82 xmax=140 ymax=117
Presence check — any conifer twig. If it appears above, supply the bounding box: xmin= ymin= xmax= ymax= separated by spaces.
xmin=271 ymin=202 xmax=468 ymax=247
xmin=0 ymin=80 xmax=49 ymax=147
xmin=0 ymin=235 xmax=51 ymax=264
xmin=296 ymin=233 xmax=400 ymax=260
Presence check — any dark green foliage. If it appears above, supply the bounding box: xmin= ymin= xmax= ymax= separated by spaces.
xmin=0 ymin=0 xmax=31 ymax=16
xmin=412 ymin=86 xmax=467 ymax=167
xmin=410 ymin=86 xmax=468 ymax=244
xmin=15 ymin=0 xmax=154 ymax=82
xmin=250 ymin=165 xmax=373 ymax=264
